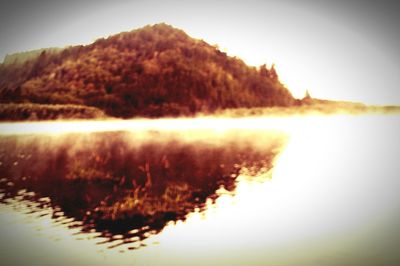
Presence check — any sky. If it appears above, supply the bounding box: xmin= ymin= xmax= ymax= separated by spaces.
xmin=0 ymin=0 xmax=399 ymax=105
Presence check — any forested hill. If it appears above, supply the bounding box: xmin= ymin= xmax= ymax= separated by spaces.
xmin=0 ymin=23 xmax=295 ymax=118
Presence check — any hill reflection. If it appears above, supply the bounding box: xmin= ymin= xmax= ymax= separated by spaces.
xmin=0 ymin=129 xmax=286 ymax=248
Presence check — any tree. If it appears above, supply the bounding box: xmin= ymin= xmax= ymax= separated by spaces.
xmin=269 ymin=64 xmax=278 ymax=81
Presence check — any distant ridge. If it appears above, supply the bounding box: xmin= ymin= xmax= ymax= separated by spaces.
xmin=2 ymin=47 xmax=62 ymax=65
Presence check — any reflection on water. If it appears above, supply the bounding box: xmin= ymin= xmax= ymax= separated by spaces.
xmin=0 ymin=127 xmax=286 ymax=250
xmin=1 ymin=114 xmax=400 ymax=266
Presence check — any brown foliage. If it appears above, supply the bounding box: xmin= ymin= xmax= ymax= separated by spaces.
xmin=0 ymin=23 xmax=295 ymax=118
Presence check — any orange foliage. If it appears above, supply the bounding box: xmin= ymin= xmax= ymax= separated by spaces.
xmin=0 ymin=23 xmax=295 ymax=118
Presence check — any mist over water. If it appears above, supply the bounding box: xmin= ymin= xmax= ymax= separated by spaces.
xmin=1 ymin=114 xmax=400 ymax=266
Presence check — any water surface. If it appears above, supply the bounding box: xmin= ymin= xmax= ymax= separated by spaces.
xmin=1 ymin=114 xmax=400 ymax=266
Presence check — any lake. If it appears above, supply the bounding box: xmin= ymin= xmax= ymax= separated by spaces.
xmin=1 ymin=113 xmax=400 ymax=266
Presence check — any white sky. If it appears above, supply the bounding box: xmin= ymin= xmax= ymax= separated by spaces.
xmin=1 ymin=0 xmax=399 ymax=105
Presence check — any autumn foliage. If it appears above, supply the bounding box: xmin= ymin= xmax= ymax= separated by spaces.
xmin=0 ymin=23 xmax=295 ymax=118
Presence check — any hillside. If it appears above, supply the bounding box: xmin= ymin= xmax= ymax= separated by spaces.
xmin=0 ymin=23 xmax=295 ymax=118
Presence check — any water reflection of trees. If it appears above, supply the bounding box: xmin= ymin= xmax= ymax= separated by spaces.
xmin=0 ymin=131 xmax=285 ymax=248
